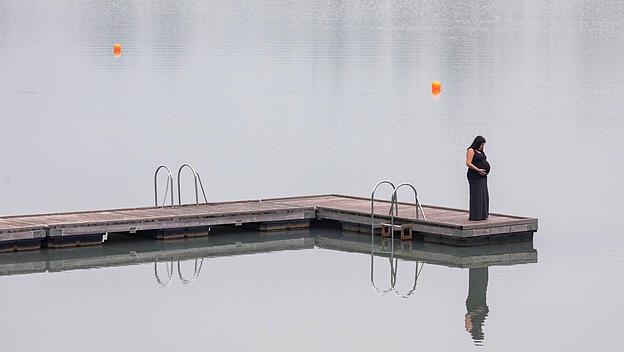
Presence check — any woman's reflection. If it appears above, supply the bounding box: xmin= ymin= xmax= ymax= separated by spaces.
xmin=465 ymin=267 xmax=489 ymax=345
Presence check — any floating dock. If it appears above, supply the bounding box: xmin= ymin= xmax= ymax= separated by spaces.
xmin=0 ymin=194 xmax=538 ymax=251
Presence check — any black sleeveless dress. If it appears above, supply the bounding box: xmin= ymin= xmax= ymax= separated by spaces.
xmin=467 ymin=149 xmax=490 ymax=220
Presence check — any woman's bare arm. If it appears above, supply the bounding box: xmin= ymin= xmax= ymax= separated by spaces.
xmin=466 ymin=149 xmax=487 ymax=176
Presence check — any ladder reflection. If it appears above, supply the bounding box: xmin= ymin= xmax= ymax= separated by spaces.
xmin=370 ymin=238 xmax=425 ymax=298
xmin=154 ymin=258 xmax=205 ymax=287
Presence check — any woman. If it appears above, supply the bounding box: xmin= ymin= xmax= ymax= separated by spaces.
xmin=466 ymin=136 xmax=490 ymax=220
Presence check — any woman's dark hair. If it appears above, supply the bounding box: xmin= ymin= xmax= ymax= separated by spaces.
xmin=468 ymin=136 xmax=486 ymax=150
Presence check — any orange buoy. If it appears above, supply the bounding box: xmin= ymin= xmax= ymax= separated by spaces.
xmin=113 ymin=43 xmax=121 ymax=56
xmin=432 ymin=81 xmax=441 ymax=90
xmin=432 ymin=88 xmax=441 ymax=97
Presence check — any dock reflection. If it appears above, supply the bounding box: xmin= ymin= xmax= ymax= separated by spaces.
xmin=0 ymin=228 xmax=535 ymax=296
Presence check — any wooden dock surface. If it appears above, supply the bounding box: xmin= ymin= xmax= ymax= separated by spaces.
xmin=0 ymin=194 xmax=537 ymax=250
xmin=268 ymin=194 xmax=536 ymax=229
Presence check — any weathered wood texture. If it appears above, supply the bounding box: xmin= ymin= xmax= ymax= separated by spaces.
xmin=0 ymin=200 xmax=316 ymax=240
xmin=0 ymin=194 xmax=537 ymax=249
xmin=266 ymin=194 xmax=538 ymax=238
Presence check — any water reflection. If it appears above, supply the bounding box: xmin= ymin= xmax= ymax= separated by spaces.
xmin=372 ymin=255 xmax=492 ymax=343
xmin=154 ymin=258 xmax=205 ymax=287
xmin=0 ymin=228 xmax=535 ymax=345
xmin=325 ymin=230 xmax=534 ymax=345
xmin=370 ymin=242 xmax=424 ymax=298
xmin=178 ymin=258 xmax=204 ymax=285
xmin=154 ymin=261 xmax=174 ymax=287
xmin=465 ymin=267 xmax=489 ymax=345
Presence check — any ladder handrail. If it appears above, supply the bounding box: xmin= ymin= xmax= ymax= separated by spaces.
xmin=389 ymin=182 xmax=426 ymax=222
xmin=371 ymin=180 xmax=398 ymax=239
xmin=388 ymin=183 xmax=424 ymax=266
xmin=197 ymin=173 xmax=208 ymax=204
xmin=370 ymin=180 xmax=398 ymax=294
xmin=154 ymin=165 xmax=174 ymax=207
xmin=371 ymin=180 xmax=399 ymax=261
xmin=177 ymin=163 xmax=208 ymax=205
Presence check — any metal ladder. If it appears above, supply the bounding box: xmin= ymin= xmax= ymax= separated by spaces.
xmin=370 ymin=180 xmax=426 ymax=255
xmin=153 ymin=163 xmax=208 ymax=206
xmin=370 ymin=180 xmax=398 ymax=294
xmin=370 ymin=180 xmax=426 ymax=297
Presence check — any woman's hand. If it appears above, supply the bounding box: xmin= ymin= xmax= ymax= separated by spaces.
xmin=477 ymin=169 xmax=487 ymax=176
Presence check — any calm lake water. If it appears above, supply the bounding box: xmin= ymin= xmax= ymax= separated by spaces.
xmin=1 ymin=0 xmax=624 ymax=350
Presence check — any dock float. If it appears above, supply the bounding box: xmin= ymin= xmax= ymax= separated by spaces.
xmin=0 ymin=194 xmax=538 ymax=251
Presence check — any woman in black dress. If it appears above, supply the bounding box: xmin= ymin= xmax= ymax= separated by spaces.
xmin=466 ymin=136 xmax=490 ymax=220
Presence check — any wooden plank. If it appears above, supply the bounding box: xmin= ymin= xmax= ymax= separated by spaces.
xmin=283 ymin=194 xmax=536 ymax=221
xmin=50 ymin=209 xmax=314 ymax=236
xmin=41 ymin=204 xmax=312 ymax=228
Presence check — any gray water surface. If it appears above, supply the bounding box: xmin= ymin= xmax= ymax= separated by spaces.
xmin=1 ymin=0 xmax=624 ymax=350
